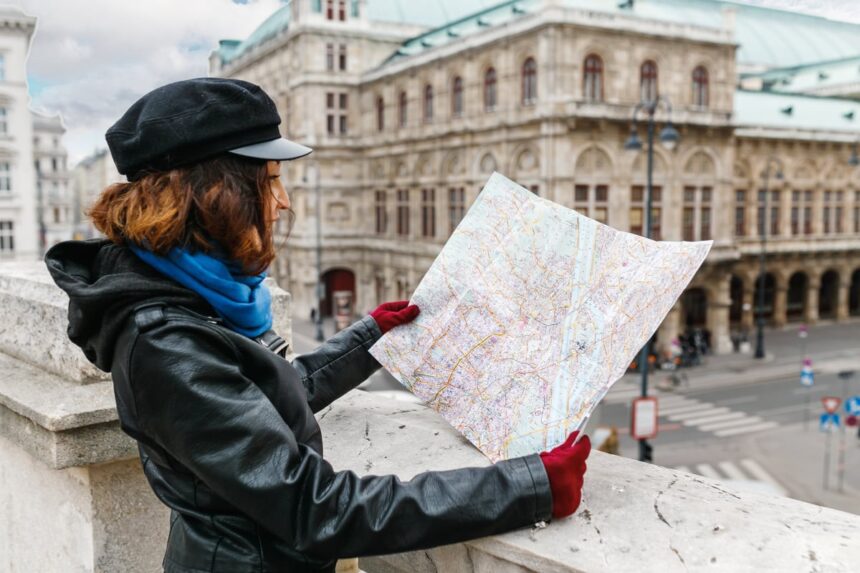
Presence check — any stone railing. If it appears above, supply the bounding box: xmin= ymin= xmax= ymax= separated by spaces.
xmin=1 ymin=261 xmax=858 ymax=572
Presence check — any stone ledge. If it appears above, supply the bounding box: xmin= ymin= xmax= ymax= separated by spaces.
xmin=319 ymin=391 xmax=860 ymax=572
xmin=0 ymin=262 xmax=293 ymax=386
xmin=0 ymin=349 xmax=134 ymax=469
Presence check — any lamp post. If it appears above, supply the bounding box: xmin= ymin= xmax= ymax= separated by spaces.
xmin=624 ymin=95 xmax=679 ymax=463
xmin=754 ymin=158 xmax=783 ymax=359
xmin=303 ymin=162 xmax=325 ymax=342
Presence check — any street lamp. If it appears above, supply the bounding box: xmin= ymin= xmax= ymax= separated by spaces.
xmin=754 ymin=157 xmax=783 ymax=359
xmin=303 ymin=162 xmax=325 ymax=342
xmin=625 ymin=95 xmax=679 ymax=463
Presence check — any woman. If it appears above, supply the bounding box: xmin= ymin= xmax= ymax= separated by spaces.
xmin=45 ymin=78 xmax=590 ymax=573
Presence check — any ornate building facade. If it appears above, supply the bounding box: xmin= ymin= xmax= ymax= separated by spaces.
xmin=211 ymin=0 xmax=860 ymax=354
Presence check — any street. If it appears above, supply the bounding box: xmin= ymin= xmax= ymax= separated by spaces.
xmin=290 ymin=315 xmax=860 ymax=514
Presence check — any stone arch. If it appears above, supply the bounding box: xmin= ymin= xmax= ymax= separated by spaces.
xmin=508 ymin=144 xmax=540 ymax=178
xmin=321 ymin=267 xmax=356 ymax=318
xmin=681 ymin=287 xmax=708 ymax=329
xmin=391 ymin=157 xmax=409 ymax=181
xmin=786 ymin=271 xmax=808 ymax=323
xmin=818 ymin=269 xmax=840 ymax=319
xmin=850 ymin=267 xmax=860 ymax=316
xmin=631 ymin=147 xmax=670 ymax=180
xmin=792 ymin=158 xmax=817 ymax=183
xmin=729 ymin=274 xmax=744 ymax=326
xmin=574 ymin=145 xmax=614 ymax=180
xmin=682 ymin=149 xmax=718 ymax=178
xmin=415 ymin=152 xmax=434 ymax=179
xmin=476 ymin=151 xmax=498 ymax=177
xmin=440 ymin=149 xmax=465 ymax=178
xmin=753 ymin=272 xmax=777 ymax=323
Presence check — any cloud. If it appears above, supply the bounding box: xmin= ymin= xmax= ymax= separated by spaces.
xmin=11 ymin=0 xmax=284 ymax=164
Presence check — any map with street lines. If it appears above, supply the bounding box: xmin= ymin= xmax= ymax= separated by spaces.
xmin=370 ymin=172 xmax=712 ymax=462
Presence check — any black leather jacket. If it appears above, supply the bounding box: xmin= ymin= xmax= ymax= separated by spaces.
xmin=46 ymin=239 xmax=552 ymax=573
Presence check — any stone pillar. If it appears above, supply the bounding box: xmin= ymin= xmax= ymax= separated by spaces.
xmin=837 ymin=279 xmax=851 ymax=321
xmin=773 ymin=285 xmax=788 ymax=328
xmin=656 ymin=302 xmax=682 ymax=354
xmin=741 ymin=286 xmax=755 ymax=331
xmin=806 ymin=276 xmax=820 ymax=324
xmin=707 ymin=276 xmax=733 ymax=354
xmin=0 ymin=263 xmax=296 ymax=573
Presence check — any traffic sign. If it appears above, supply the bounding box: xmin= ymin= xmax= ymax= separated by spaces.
xmin=631 ymin=397 xmax=658 ymax=440
xmin=821 ymin=396 xmax=841 ymax=414
xmin=847 ymin=415 xmax=858 ymax=428
xmin=845 ymin=396 xmax=860 ymax=416
xmin=798 ymin=324 xmax=808 ymax=339
xmin=820 ymin=412 xmax=841 ymax=432
xmin=800 ymin=370 xmax=814 ymax=387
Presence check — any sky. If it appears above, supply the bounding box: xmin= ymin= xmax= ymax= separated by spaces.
xmin=7 ymin=0 xmax=860 ymax=166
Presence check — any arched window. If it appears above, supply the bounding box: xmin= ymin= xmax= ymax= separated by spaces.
xmin=376 ymin=96 xmax=384 ymax=132
xmin=484 ymin=67 xmax=497 ymax=112
xmin=692 ymin=65 xmax=709 ymax=108
xmin=424 ymin=84 xmax=434 ymax=122
xmin=522 ymin=57 xmax=537 ymax=105
xmin=452 ymin=76 xmax=464 ymax=117
xmin=398 ymin=90 xmax=407 ymax=128
xmin=640 ymin=60 xmax=658 ymax=103
xmin=583 ymin=54 xmax=603 ymax=101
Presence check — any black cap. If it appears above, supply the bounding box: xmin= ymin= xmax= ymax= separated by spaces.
xmin=105 ymin=77 xmax=312 ymax=180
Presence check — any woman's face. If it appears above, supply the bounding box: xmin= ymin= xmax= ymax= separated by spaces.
xmin=267 ymin=160 xmax=291 ymax=222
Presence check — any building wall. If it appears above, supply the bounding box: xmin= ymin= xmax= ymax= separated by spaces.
xmin=33 ymin=112 xmax=71 ymax=254
xmin=0 ymin=9 xmax=37 ymax=262
xmin=215 ymin=2 xmax=860 ymax=352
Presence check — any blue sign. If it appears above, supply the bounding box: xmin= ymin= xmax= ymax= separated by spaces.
xmin=800 ymin=368 xmax=814 ymax=387
xmin=820 ymin=412 xmax=841 ymax=432
xmin=845 ymin=396 xmax=860 ymax=416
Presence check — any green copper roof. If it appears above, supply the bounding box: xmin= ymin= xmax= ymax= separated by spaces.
xmin=383 ymin=0 xmax=860 ymax=69
xmin=742 ymin=55 xmax=860 ymax=94
xmin=220 ymin=2 xmax=292 ymax=64
xmin=734 ymin=89 xmax=860 ymax=134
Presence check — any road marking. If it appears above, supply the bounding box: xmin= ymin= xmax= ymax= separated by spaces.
xmin=717 ymin=461 xmax=746 ymax=480
xmin=716 ymin=395 xmax=759 ymax=406
xmin=616 ymin=422 xmax=682 ymax=434
xmin=668 ymin=407 xmax=731 ymax=422
xmin=713 ymin=421 xmax=778 ymax=437
xmin=695 ymin=463 xmax=721 ymax=479
xmin=674 ymin=465 xmax=692 ymax=474
xmin=683 ymin=411 xmax=746 ymax=426
xmin=659 ymin=402 xmax=712 ymax=415
xmin=697 ymin=416 xmax=763 ymax=432
xmin=739 ymin=459 xmax=787 ymax=494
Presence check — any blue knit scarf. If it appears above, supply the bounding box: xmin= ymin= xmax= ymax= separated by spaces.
xmin=130 ymin=245 xmax=272 ymax=338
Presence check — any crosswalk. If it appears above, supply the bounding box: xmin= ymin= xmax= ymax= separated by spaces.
xmin=657 ymin=394 xmax=778 ymax=437
xmin=673 ymin=458 xmax=788 ymax=496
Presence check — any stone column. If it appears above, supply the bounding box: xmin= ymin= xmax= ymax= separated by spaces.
xmin=656 ymin=302 xmax=682 ymax=354
xmin=773 ymin=285 xmax=788 ymax=328
xmin=741 ymin=286 xmax=755 ymax=331
xmin=806 ymin=276 xmax=820 ymax=324
xmin=707 ymin=275 xmax=733 ymax=354
xmin=837 ymin=279 xmax=851 ymax=321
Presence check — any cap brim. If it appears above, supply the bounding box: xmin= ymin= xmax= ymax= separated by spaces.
xmin=228 ymin=137 xmax=313 ymax=161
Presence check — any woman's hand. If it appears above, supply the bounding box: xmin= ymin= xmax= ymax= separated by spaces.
xmin=370 ymin=300 xmax=420 ymax=334
xmin=539 ymin=430 xmax=591 ymax=519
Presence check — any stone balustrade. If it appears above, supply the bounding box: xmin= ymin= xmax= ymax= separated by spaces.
xmin=1 ymin=261 xmax=858 ymax=572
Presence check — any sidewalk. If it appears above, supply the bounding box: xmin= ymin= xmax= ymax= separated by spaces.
xmin=606 ymin=321 xmax=860 ymax=402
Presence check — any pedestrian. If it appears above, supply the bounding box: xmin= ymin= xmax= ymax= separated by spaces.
xmin=44 ymin=78 xmax=591 ymax=573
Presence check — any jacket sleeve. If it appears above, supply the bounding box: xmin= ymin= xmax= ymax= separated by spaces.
xmin=129 ymin=321 xmax=552 ymax=561
xmin=290 ymin=315 xmax=383 ymax=413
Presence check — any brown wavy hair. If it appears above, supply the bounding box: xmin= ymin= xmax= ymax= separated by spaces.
xmin=89 ymin=154 xmax=277 ymax=275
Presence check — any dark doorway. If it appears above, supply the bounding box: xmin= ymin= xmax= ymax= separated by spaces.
xmin=851 ymin=268 xmax=860 ymax=317
xmin=818 ymin=270 xmax=839 ymax=320
xmin=786 ymin=272 xmax=807 ymax=322
xmin=729 ymin=275 xmax=744 ymax=325
xmin=321 ymin=268 xmax=356 ymax=317
xmin=682 ymin=288 xmax=708 ymax=328
xmin=753 ymin=273 xmax=776 ymax=323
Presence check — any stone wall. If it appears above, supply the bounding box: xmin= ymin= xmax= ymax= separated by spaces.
xmin=2 ymin=261 xmax=859 ymax=572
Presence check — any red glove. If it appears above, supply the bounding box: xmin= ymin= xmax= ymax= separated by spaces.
xmin=370 ymin=300 xmax=420 ymax=334
xmin=539 ymin=431 xmax=591 ymax=519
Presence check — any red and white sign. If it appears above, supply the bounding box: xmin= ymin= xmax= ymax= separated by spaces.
xmin=821 ymin=396 xmax=842 ymax=414
xmin=631 ymin=397 xmax=659 ymax=440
